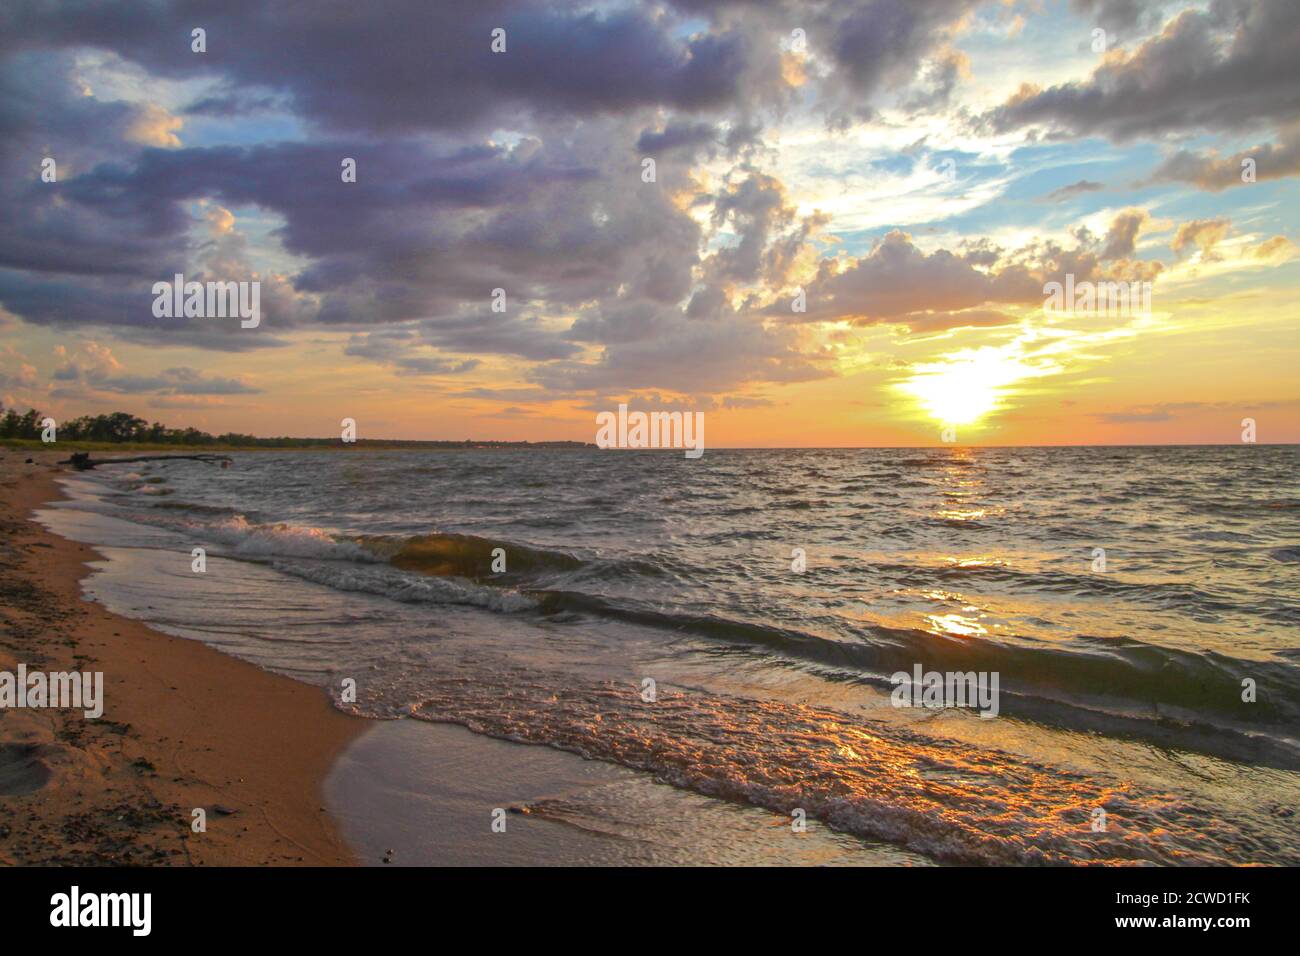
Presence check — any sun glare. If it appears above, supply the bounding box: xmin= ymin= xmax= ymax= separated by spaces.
xmin=897 ymin=346 xmax=1044 ymax=426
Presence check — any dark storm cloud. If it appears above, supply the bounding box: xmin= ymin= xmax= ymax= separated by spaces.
xmin=665 ymin=0 xmax=984 ymax=124
xmin=420 ymin=311 xmax=582 ymax=361
xmin=55 ymin=141 xmax=597 ymax=270
xmin=637 ymin=121 xmax=721 ymax=156
xmin=2 ymin=102 xmax=727 ymax=367
xmin=0 ymin=1 xmax=742 ymax=365
xmin=0 ymin=52 xmax=191 ymax=279
xmin=182 ymin=91 xmax=284 ymax=118
xmin=830 ymin=0 xmax=972 ymax=94
xmin=0 ymin=267 xmax=292 ymax=350
xmin=983 ymin=0 xmax=1300 ymax=140
xmin=0 ymin=268 xmax=165 ymax=328
xmin=0 ymin=0 xmax=748 ymax=134
xmin=0 ymin=130 xmax=604 ymax=340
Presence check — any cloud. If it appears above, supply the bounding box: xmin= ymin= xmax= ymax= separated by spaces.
xmin=0 ymin=345 xmax=38 ymax=394
xmin=983 ymin=1 xmax=1300 ymax=140
xmin=0 ymin=1 xmax=750 ymax=134
xmin=1042 ymin=180 xmax=1104 ymax=202
xmin=1068 ymin=0 xmax=1164 ymax=38
xmin=1146 ymin=124 xmax=1300 ymax=191
xmin=344 ymin=328 xmax=482 ymax=376
xmin=182 ymin=91 xmax=284 ymax=118
xmin=124 ymin=102 xmax=183 ymax=147
xmin=709 ymin=172 xmax=796 ymax=283
xmin=421 ymin=310 xmax=582 ymax=362
xmin=821 ymin=0 xmax=980 ymax=117
xmin=50 ymin=343 xmax=259 ymax=396
xmin=1251 ymin=235 xmax=1293 ymax=261
xmin=1092 ymin=399 xmax=1300 ymax=424
xmin=1095 ymin=408 xmax=1174 ymax=423
xmin=1171 ymin=218 xmax=1231 ymax=261
xmin=1099 ymin=208 xmax=1148 ymax=260
xmin=775 ymin=209 xmax=1166 ymax=330
xmin=636 ymin=121 xmax=720 ymax=157
xmin=1 ymin=0 xmax=1293 ymax=418
xmin=893 ymin=309 xmax=1019 ymax=333
xmin=531 ymin=310 xmax=827 ymax=396
xmin=790 ymin=230 xmax=1030 ymax=323
xmin=901 ymin=48 xmax=970 ymax=113
xmin=205 ymin=205 xmax=236 ymax=237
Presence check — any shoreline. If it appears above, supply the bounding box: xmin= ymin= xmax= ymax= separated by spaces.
xmin=0 ymin=450 xmax=363 ymax=865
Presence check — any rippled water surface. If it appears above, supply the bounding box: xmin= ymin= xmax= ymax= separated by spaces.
xmin=38 ymin=446 xmax=1300 ymax=864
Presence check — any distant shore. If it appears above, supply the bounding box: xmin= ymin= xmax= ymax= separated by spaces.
xmin=0 ymin=439 xmax=596 ymax=455
xmin=0 ymin=449 xmax=362 ymax=865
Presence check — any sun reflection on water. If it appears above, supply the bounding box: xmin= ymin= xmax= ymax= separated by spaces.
xmin=924 ymin=612 xmax=988 ymax=637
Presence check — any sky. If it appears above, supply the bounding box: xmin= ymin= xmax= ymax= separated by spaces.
xmin=0 ymin=0 xmax=1297 ymax=446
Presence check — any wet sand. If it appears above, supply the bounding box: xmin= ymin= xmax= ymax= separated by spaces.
xmin=0 ymin=449 xmax=362 ymax=865
xmin=327 ymin=718 xmax=930 ymax=866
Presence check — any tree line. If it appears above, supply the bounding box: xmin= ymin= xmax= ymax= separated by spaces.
xmin=0 ymin=405 xmax=591 ymax=448
xmin=0 ymin=406 xmax=270 ymax=445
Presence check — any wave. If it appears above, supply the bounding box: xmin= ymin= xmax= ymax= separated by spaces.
xmin=70 ymin=492 xmax=1300 ymax=767
xmin=146 ymin=500 xmax=245 ymax=518
xmin=168 ymin=516 xmax=1300 ymax=754
xmin=201 ymin=515 xmax=377 ymax=562
xmin=866 ymin=559 xmax=1244 ymax=616
xmin=527 ymin=588 xmax=1300 ymax=764
xmin=358 ymin=531 xmax=584 ymax=580
xmin=276 ymin=559 xmax=537 ymax=613
xmin=393 ymin=667 xmax=1295 ymax=866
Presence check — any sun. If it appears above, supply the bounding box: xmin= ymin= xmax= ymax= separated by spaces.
xmin=896 ymin=346 xmax=1043 ymax=427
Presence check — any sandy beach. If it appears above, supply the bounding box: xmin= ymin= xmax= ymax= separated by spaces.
xmin=0 ymin=449 xmax=362 ymax=865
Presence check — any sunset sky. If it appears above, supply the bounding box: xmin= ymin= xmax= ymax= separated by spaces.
xmin=1 ymin=0 xmax=1297 ymax=446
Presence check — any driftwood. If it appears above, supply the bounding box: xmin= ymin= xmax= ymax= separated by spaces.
xmin=59 ymin=452 xmax=233 ymax=471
